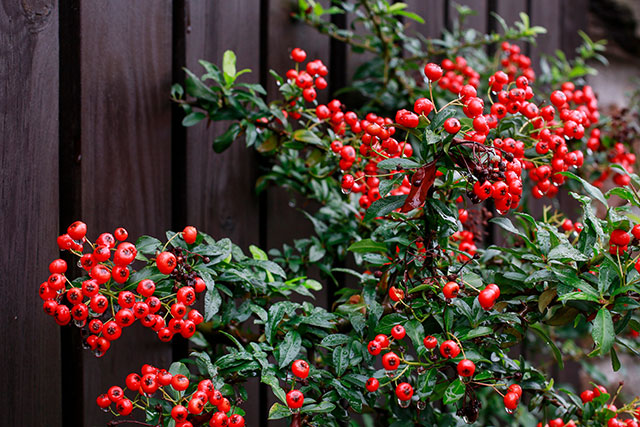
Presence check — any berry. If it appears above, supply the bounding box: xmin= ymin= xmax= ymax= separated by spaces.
xmin=389 ymin=286 xmax=404 ymax=302
xmin=229 ymin=414 xmax=245 ymax=427
xmin=395 ymin=382 xmax=414 ymax=401
xmin=443 ymin=117 xmax=461 ymax=134
xmin=67 ymin=221 xmax=87 ymax=240
xmin=504 ymin=391 xmax=519 ymax=410
xmin=115 ymin=399 xmax=133 ymax=416
xmin=171 ymin=405 xmax=188 ymax=422
xmin=508 ymin=384 xmax=522 ymax=399
xmin=382 ymin=352 xmax=400 ymax=370
xmin=439 ymin=340 xmax=460 ymax=358
xmin=171 ymin=374 xmax=189 ymax=391
xmin=367 ymin=340 xmax=381 ymax=356
xmin=424 ymin=63 xmax=443 ymax=81
xmin=374 ymin=334 xmax=390 ymax=348
xmin=580 ymin=389 xmax=594 ymax=404
xmin=114 ymin=227 xmax=128 ymax=241
xmin=286 ymin=389 xmax=304 ymax=409
xmin=182 ymin=226 xmax=197 ymax=244
xmin=457 ymin=359 xmax=475 ymax=377
xmin=291 ymin=359 xmax=310 ymax=379
xmin=291 ymin=48 xmax=306 ymax=63
xmin=443 ymin=281 xmax=459 ymax=299
xmin=391 ymin=324 xmax=406 ymax=340
xmin=423 ymin=336 xmax=437 ymax=349
xmin=478 ymin=288 xmax=497 ymax=310
xmin=610 ymin=229 xmax=630 ymax=246
xmin=157 ymin=252 xmax=177 ymax=274
xmin=365 ymin=377 xmax=379 ymax=392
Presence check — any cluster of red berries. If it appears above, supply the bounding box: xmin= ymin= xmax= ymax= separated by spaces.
xmin=494 ymin=42 xmax=535 ymax=85
xmin=426 ymin=57 xmax=480 ymax=94
xmin=609 ymin=225 xmax=640 ymax=257
xmin=287 ymin=47 xmax=329 ymax=107
xmin=451 ymin=228 xmax=477 ymax=262
xmin=594 ymin=142 xmax=636 ymax=187
xmin=285 ymin=359 xmax=310 ymax=410
xmin=503 ymin=383 xmax=523 ymax=413
xmin=560 ymin=218 xmax=584 ymax=234
xmin=96 ymin=364 xmax=245 ymax=427
xmin=581 ymin=385 xmax=640 ymax=427
xmin=40 ymin=222 xmax=206 ymax=356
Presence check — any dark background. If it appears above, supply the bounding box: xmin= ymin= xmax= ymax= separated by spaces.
xmin=4 ymin=0 xmax=635 ymax=426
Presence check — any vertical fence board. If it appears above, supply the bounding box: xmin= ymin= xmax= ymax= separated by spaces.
xmin=406 ymin=0 xmax=446 ymax=40
xmin=183 ymin=1 xmax=263 ymax=424
xmin=449 ymin=0 xmax=488 ymax=33
xmin=493 ymin=0 xmax=527 ymax=32
xmin=529 ymin=0 xmax=562 ymax=72
xmin=562 ymin=0 xmax=589 ymax=59
xmin=0 ymin=2 xmax=62 ymax=426
xmin=79 ymin=2 xmax=174 ymax=425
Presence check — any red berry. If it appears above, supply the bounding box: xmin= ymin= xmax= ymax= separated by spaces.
xmin=439 ymin=340 xmax=460 ymax=359
xmin=365 ymin=377 xmax=379 ymax=392
xmin=382 ymin=352 xmax=400 ymax=370
xmin=389 ymin=286 xmax=404 ymax=302
xmin=443 ymin=117 xmax=461 ymax=134
xmin=423 ymin=335 xmax=437 ymax=349
xmin=291 ymin=48 xmax=306 ymax=63
xmin=114 ymin=227 xmax=128 ymax=241
xmin=610 ymin=229 xmax=630 ymax=246
xmin=374 ymin=334 xmax=390 ymax=348
xmin=504 ymin=391 xmax=519 ymax=410
xmin=478 ymin=289 xmax=497 ymax=310
xmin=395 ymin=382 xmax=414 ymax=401
xmin=107 ymin=385 xmax=124 ymax=402
xmin=115 ymin=398 xmax=133 ymax=416
xmin=171 ymin=405 xmax=188 ymax=422
xmin=171 ymin=374 xmax=189 ymax=391
xmin=67 ymin=221 xmax=87 ymax=240
xmin=137 ymin=279 xmax=156 ymax=297
xmin=182 ymin=226 xmax=197 ymax=244
xmin=424 ymin=63 xmax=443 ymax=81
xmin=580 ymin=389 xmax=594 ymax=404
xmin=508 ymin=383 xmax=522 ymax=399
xmin=291 ymin=359 xmax=310 ymax=379
xmin=157 ymin=251 xmax=177 ymax=274
xmin=457 ymin=359 xmax=475 ymax=377
xmin=391 ymin=324 xmax=406 ymax=340
xmin=443 ymin=281 xmax=460 ymax=299
xmin=96 ymin=393 xmax=111 ymax=409
xmin=229 ymin=414 xmax=245 ymax=427
xmin=367 ymin=340 xmax=381 ymax=356
xmin=210 ymin=412 xmax=228 ymax=427
xmin=286 ymin=389 xmax=304 ymax=409
xmin=49 ymin=259 xmax=68 ymax=274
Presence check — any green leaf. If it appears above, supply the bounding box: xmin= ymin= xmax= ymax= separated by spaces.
xmin=268 ymin=402 xmax=291 ymax=420
xmin=213 ymin=122 xmax=241 ymax=153
xmin=560 ymin=171 xmax=607 ymax=207
xmin=204 ymin=287 xmax=222 ymax=321
xmin=320 ymin=334 xmax=351 ymax=347
xmin=303 ymin=401 xmax=336 ymax=413
xmin=278 ymin=330 xmax=302 ymax=369
xmin=292 ymin=129 xmax=324 ymax=146
xmin=548 ymin=244 xmax=589 ymax=262
xmin=530 ymin=324 xmax=564 ymax=369
xmin=538 ymin=288 xmax=557 ymax=312
xmin=592 ymin=308 xmax=614 ymax=355
xmin=262 ymin=374 xmax=287 ymax=405
xmin=490 ymin=217 xmax=532 ymax=246
xmin=347 ymin=238 xmax=387 ymax=253
xmin=443 ymin=378 xmax=465 ymax=404
xmin=265 ymin=303 xmax=287 ymax=345
xmin=377 ymin=158 xmax=421 ymax=170
xmin=135 ymin=235 xmax=162 ymax=256
xmin=182 ymin=111 xmax=206 ymax=127
xmin=333 ymin=346 xmax=349 ymax=377
xmin=393 ymin=10 xmax=425 ymax=23
xmin=363 ymin=195 xmax=407 ymax=222
xmin=304 ymin=279 xmax=322 ymax=291
xmin=222 ymin=50 xmax=237 ymax=85
xmin=405 ymin=319 xmax=425 ymax=351
xmin=610 ymin=346 xmax=621 ymax=372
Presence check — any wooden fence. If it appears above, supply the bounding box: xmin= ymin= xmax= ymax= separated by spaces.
xmin=0 ymin=0 xmax=588 ymax=425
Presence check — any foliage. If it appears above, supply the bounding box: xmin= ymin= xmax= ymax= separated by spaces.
xmin=43 ymin=2 xmax=640 ymax=427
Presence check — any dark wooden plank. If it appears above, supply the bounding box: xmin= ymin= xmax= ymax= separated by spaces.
xmin=561 ymin=0 xmax=589 ymax=59
xmin=0 ymin=1 xmax=62 ymax=426
xmin=183 ymin=1 xmax=263 ymax=425
xmin=493 ymin=0 xmax=527 ymax=33
xmin=449 ymin=0 xmax=488 ymax=33
xmin=406 ymin=0 xmax=446 ymax=40
xmin=529 ymin=0 xmax=562 ymax=71
xmin=79 ymin=1 xmax=174 ymax=425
